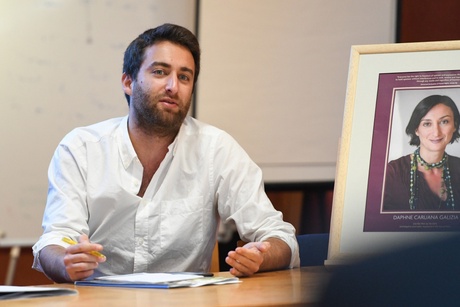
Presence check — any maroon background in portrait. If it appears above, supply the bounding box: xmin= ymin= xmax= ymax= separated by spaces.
xmin=363 ymin=70 xmax=460 ymax=231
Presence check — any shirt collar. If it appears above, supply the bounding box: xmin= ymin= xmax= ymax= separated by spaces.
xmin=169 ymin=116 xmax=192 ymax=156
xmin=117 ymin=116 xmax=137 ymax=169
xmin=117 ymin=115 xmax=190 ymax=169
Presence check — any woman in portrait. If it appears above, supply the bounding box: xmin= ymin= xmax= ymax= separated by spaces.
xmin=383 ymin=94 xmax=460 ymax=211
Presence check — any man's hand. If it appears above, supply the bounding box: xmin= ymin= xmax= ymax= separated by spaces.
xmin=63 ymin=234 xmax=106 ymax=281
xmin=39 ymin=234 xmax=106 ymax=283
xmin=225 ymin=238 xmax=291 ymax=277
xmin=225 ymin=241 xmax=271 ymax=277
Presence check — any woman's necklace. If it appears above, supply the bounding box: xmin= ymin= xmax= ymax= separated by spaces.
xmin=409 ymin=147 xmax=455 ymax=210
xmin=416 ymin=150 xmax=446 ymax=170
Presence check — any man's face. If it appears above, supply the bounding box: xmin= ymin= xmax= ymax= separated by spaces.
xmin=127 ymin=41 xmax=195 ymax=135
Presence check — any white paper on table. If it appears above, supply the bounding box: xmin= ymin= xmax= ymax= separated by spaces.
xmin=0 ymin=285 xmax=77 ymax=300
xmin=95 ymin=273 xmax=203 ymax=284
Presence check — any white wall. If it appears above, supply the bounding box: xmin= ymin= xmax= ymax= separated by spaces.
xmin=0 ymin=0 xmax=396 ymax=241
xmin=196 ymin=0 xmax=396 ymax=183
xmin=0 ymin=0 xmax=196 ymax=241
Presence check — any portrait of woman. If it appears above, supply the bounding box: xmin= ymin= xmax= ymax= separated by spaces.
xmin=383 ymin=94 xmax=460 ymax=211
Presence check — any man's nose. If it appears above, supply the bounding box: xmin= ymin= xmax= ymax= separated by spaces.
xmin=165 ymin=74 xmax=178 ymax=94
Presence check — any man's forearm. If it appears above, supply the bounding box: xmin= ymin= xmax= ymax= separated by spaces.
xmin=38 ymin=245 xmax=71 ymax=283
xmin=259 ymin=237 xmax=292 ymax=272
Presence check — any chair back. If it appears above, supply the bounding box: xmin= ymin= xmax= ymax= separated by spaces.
xmin=296 ymin=233 xmax=329 ymax=266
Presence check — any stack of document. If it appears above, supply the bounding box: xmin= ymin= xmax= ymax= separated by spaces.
xmin=75 ymin=272 xmax=240 ymax=289
xmin=0 ymin=286 xmax=77 ymax=300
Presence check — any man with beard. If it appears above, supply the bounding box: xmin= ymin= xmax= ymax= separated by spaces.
xmin=32 ymin=24 xmax=300 ymax=283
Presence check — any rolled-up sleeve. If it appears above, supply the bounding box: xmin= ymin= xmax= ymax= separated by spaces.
xmin=212 ymin=131 xmax=300 ymax=268
xmin=32 ymin=138 xmax=89 ymax=272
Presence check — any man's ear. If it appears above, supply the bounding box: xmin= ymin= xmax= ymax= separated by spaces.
xmin=122 ymin=73 xmax=133 ymax=96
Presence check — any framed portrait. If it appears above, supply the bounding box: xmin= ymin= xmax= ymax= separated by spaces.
xmin=327 ymin=40 xmax=460 ymax=265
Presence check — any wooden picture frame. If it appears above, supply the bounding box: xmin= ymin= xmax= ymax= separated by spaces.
xmin=327 ymin=40 xmax=460 ymax=265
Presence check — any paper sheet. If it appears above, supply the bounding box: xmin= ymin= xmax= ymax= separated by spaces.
xmin=0 ymin=285 xmax=77 ymax=300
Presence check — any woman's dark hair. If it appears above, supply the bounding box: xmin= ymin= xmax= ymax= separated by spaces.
xmin=406 ymin=94 xmax=460 ymax=146
xmin=122 ymin=23 xmax=201 ymax=104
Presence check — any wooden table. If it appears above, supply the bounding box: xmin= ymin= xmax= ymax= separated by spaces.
xmin=2 ymin=267 xmax=331 ymax=306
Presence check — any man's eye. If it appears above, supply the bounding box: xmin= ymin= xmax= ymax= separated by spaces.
xmin=153 ymin=70 xmax=165 ymax=75
xmin=179 ymin=74 xmax=190 ymax=81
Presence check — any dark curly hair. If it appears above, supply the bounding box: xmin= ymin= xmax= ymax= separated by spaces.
xmin=122 ymin=23 xmax=201 ymax=104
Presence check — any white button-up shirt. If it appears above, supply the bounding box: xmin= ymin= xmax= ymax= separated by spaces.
xmin=33 ymin=115 xmax=300 ymax=276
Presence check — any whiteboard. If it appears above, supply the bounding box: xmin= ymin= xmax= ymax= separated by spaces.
xmin=196 ymin=0 xmax=396 ymax=183
xmin=0 ymin=0 xmax=196 ymax=241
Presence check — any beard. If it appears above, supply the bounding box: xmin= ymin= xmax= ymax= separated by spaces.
xmin=130 ymin=84 xmax=190 ymax=137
